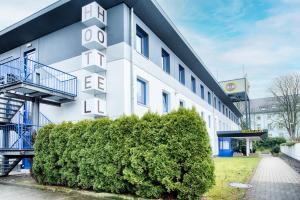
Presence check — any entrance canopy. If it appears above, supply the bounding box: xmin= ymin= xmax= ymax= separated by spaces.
xmin=217 ymin=129 xmax=268 ymax=139
xmin=217 ymin=129 xmax=268 ymax=157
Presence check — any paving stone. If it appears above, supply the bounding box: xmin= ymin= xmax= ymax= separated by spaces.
xmin=244 ymin=155 xmax=300 ymax=200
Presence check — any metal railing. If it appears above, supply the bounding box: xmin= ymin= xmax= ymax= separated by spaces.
xmin=0 ymin=58 xmax=77 ymax=96
xmin=0 ymin=124 xmax=40 ymax=150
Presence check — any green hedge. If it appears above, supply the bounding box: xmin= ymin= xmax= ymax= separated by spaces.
xmin=32 ymin=108 xmax=215 ymax=199
xmin=254 ymin=137 xmax=286 ymax=150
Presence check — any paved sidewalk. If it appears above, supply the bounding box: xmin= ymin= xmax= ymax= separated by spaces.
xmin=244 ymin=155 xmax=300 ymax=200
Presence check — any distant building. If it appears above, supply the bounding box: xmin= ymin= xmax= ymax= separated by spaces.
xmin=250 ymin=97 xmax=289 ymax=138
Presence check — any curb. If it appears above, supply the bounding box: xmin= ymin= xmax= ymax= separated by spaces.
xmin=0 ymin=180 xmax=138 ymax=200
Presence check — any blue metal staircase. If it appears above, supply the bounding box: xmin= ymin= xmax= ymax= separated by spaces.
xmin=0 ymin=57 xmax=77 ymax=176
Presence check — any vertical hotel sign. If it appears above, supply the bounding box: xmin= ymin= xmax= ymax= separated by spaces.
xmin=81 ymin=2 xmax=107 ymax=116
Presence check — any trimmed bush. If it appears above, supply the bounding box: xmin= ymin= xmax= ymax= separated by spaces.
xmin=254 ymin=137 xmax=286 ymax=151
xmin=271 ymin=145 xmax=280 ymax=154
xmin=33 ymin=108 xmax=215 ymax=199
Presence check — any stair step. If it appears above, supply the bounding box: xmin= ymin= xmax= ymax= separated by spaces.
xmin=0 ymin=102 xmax=23 ymax=107
xmin=0 ymin=107 xmax=19 ymax=112
xmin=0 ymin=96 xmax=24 ymax=104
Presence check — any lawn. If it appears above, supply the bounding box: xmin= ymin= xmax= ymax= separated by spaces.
xmin=203 ymin=156 xmax=261 ymax=200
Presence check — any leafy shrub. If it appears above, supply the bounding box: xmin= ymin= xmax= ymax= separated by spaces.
xmin=254 ymin=137 xmax=286 ymax=150
xmin=33 ymin=108 xmax=214 ymax=199
xmin=271 ymin=145 xmax=280 ymax=154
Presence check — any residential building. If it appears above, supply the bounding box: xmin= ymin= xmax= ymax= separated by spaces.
xmin=250 ymin=97 xmax=292 ymax=138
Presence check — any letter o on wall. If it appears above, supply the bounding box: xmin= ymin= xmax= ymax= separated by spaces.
xmin=97 ymin=30 xmax=104 ymax=43
xmin=84 ymin=29 xmax=93 ymax=42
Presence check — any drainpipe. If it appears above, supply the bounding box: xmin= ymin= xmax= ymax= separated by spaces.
xmin=130 ymin=7 xmax=134 ymax=115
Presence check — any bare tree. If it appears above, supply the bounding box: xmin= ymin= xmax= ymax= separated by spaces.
xmin=270 ymin=74 xmax=300 ymax=140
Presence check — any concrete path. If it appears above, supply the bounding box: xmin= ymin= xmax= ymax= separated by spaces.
xmin=244 ymin=155 xmax=300 ymax=200
xmin=0 ymin=184 xmax=105 ymax=200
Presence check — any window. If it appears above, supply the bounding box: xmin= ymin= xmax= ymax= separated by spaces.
xmin=225 ymin=108 xmax=228 ymax=117
xmin=257 ymin=124 xmax=261 ymax=129
xmin=201 ymin=111 xmax=204 ymax=118
xmin=267 ymin=114 xmax=272 ymax=119
xmin=218 ymin=100 xmax=221 ymax=112
xmin=213 ymin=97 xmax=217 ymax=109
xmin=222 ymin=105 xmax=225 ymax=114
xmin=191 ymin=76 xmax=196 ymax=93
xmin=161 ymin=49 xmax=170 ymax=74
xmin=162 ymin=92 xmax=169 ymax=113
xmin=179 ymin=100 xmax=184 ymax=107
xmin=136 ymin=25 xmax=149 ymax=57
xmin=268 ymin=123 xmax=272 ymax=130
xmin=256 ymin=116 xmax=261 ymax=120
xmin=208 ymin=115 xmax=211 ymax=128
xmin=137 ymin=78 xmax=147 ymax=105
xmin=179 ymin=65 xmax=185 ymax=85
xmin=220 ymin=140 xmax=230 ymax=150
xmin=200 ymin=84 xmax=205 ymax=99
xmin=208 ymin=91 xmax=211 ymax=105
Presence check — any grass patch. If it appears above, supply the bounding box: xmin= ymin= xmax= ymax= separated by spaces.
xmin=204 ymin=157 xmax=261 ymax=200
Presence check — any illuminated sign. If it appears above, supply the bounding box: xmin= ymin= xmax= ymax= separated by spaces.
xmin=225 ymin=82 xmax=236 ymax=92
xmin=220 ymin=78 xmax=250 ymax=94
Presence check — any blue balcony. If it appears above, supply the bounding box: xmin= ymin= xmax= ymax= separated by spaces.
xmin=0 ymin=58 xmax=77 ymax=103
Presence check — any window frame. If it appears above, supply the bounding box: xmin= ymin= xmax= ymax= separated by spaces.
xmin=162 ymin=91 xmax=170 ymax=113
xmin=178 ymin=65 xmax=185 ymax=85
xmin=161 ymin=48 xmax=170 ymax=74
xmin=208 ymin=91 xmax=212 ymax=105
xmin=200 ymin=84 xmax=205 ymax=99
xmin=137 ymin=78 xmax=147 ymax=106
xmin=136 ymin=25 xmax=149 ymax=58
xmin=191 ymin=75 xmax=196 ymax=93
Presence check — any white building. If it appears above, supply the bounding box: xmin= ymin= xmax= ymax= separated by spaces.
xmin=0 ymin=0 xmax=241 ymax=156
xmin=250 ymin=97 xmax=290 ymax=138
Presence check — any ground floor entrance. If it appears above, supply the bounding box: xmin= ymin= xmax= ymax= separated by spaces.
xmin=217 ymin=130 xmax=268 ymax=157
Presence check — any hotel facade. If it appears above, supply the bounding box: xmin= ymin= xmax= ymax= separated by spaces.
xmin=0 ymin=0 xmax=241 ymax=158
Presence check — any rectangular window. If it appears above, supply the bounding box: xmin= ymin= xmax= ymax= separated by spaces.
xmin=161 ymin=49 xmax=170 ymax=74
xmin=225 ymin=108 xmax=228 ymax=117
xmin=200 ymin=84 xmax=205 ymax=99
xmin=218 ymin=100 xmax=221 ymax=112
xmin=191 ymin=76 xmax=196 ymax=93
xmin=136 ymin=25 xmax=149 ymax=57
xmin=208 ymin=91 xmax=211 ymax=105
xmin=162 ymin=92 xmax=169 ymax=113
xmin=222 ymin=105 xmax=225 ymax=114
xmin=179 ymin=100 xmax=184 ymax=107
xmin=213 ymin=97 xmax=217 ymax=109
xmin=201 ymin=111 xmax=204 ymax=118
xmin=137 ymin=78 xmax=147 ymax=105
xmin=179 ymin=65 xmax=185 ymax=85
xmin=208 ymin=115 xmax=211 ymax=128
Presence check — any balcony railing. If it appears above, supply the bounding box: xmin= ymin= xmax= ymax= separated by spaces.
xmin=0 ymin=58 xmax=77 ymax=97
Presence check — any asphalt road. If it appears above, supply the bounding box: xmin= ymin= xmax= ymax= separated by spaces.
xmin=0 ymin=184 xmax=106 ymax=200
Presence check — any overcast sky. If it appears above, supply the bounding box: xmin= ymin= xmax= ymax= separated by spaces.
xmin=1 ymin=0 xmax=299 ymax=99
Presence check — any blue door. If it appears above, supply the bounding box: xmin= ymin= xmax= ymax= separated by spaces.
xmin=218 ymin=138 xmax=233 ymax=157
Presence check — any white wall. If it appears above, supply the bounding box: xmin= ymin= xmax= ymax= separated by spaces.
xmin=251 ymin=113 xmax=290 ymax=138
xmin=281 ymin=143 xmax=300 ymax=162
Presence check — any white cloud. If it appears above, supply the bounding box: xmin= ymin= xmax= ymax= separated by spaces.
xmin=157 ymin=0 xmax=300 ymax=98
